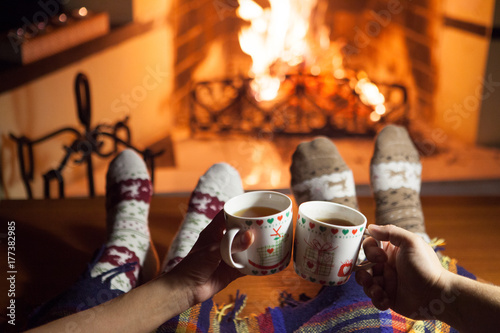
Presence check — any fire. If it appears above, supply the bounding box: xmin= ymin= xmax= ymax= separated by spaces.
xmin=237 ymin=0 xmax=318 ymax=101
xmin=250 ymin=75 xmax=281 ymax=102
xmin=236 ymin=0 xmax=388 ymax=122
xmin=354 ymin=72 xmax=386 ymax=122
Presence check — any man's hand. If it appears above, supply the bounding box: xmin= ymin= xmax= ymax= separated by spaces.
xmin=355 ymin=224 xmax=447 ymax=319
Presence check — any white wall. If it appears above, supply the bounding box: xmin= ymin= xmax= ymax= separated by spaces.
xmin=433 ymin=0 xmax=496 ymax=144
xmin=0 ymin=0 xmax=174 ymax=199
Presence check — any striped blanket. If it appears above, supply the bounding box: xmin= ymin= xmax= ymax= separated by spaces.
xmin=156 ymin=255 xmax=473 ymax=332
xmin=28 ymin=246 xmax=474 ymax=332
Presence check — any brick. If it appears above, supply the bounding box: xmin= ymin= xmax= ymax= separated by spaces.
xmin=175 ymin=66 xmax=196 ymax=91
xmin=406 ymin=0 xmax=430 ymax=10
xmin=412 ymin=67 xmax=435 ymax=94
xmin=404 ymin=10 xmax=429 ymax=36
xmin=176 ymin=32 xmax=207 ymax=65
xmin=405 ymin=37 xmax=432 ymax=65
xmin=328 ymin=0 xmax=371 ymax=13
xmin=177 ymin=8 xmax=199 ymax=37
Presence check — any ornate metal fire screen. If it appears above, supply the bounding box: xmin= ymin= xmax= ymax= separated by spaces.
xmin=190 ymin=73 xmax=408 ymax=138
xmin=10 ymin=73 xmax=164 ymax=199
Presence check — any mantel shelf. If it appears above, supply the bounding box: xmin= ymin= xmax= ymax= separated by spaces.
xmin=0 ymin=21 xmax=153 ymax=94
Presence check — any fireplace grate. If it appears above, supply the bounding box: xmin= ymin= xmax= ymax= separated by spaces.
xmin=190 ymin=73 xmax=409 ymax=138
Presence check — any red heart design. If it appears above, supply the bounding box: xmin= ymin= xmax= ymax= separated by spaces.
xmin=301 ymin=273 xmax=307 ymax=278
xmin=331 ymin=228 xmax=339 ymax=234
xmin=309 ymin=222 xmax=315 ymax=229
xmin=261 ymin=271 xmax=268 ymax=275
xmin=256 ymin=220 xmax=264 ymax=226
xmin=297 ymin=214 xmax=300 ymax=220
xmin=277 ymin=215 xmax=283 ymax=221
xmin=267 ymin=248 xmax=274 ymax=254
xmin=319 ymin=280 xmax=326 ymax=285
xmin=352 ymin=229 xmax=358 ymax=235
xmin=307 ymin=261 xmax=314 ymax=269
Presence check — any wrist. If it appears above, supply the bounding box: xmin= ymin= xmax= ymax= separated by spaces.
xmin=425 ymin=271 xmax=463 ymax=329
xmin=155 ymin=272 xmax=196 ymax=315
xmin=410 ymin=269 xmax=457 ymax=321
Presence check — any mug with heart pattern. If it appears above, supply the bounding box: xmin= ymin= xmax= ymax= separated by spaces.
xmin=293 ymin=201 xmax=374 ymax=286
xmin=221 ymin=191 xmax=293 ymax=276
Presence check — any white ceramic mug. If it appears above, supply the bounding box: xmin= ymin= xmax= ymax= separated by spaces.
xmin=294 ymin=201 xmax=375 ymax=286
xmin=221 ymin=191 xmax=293 ymax=276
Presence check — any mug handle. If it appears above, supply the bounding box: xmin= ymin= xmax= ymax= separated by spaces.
xmin=353 ymin=229 xmax=382 ymax=272
xmin=220 ymin=227 xmax=245 ymax=269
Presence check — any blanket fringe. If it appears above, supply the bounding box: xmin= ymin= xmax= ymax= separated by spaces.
xmin=215 ymin=290 xmax=256 ymax=323
xmin=429 ymin=237 xmax=446 ymax=252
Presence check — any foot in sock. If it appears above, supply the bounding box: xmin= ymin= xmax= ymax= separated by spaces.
xmin=290 ymin=137 xmax=358 ymax=210
xmin=90 ymin=149 xmax=156 ymax=292
xmin=162 ymin=163 xmax=244 ymax=272
xmin=370 ymin=125 xmax=426 ymax=234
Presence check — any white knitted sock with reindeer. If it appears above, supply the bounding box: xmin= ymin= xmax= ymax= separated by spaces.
xmin=162 ymin=163 xmax=244 ymax=272
xmin=90 ymin=149 xmax=152 ymax=293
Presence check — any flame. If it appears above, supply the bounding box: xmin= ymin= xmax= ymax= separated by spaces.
xmin=236 ymin=0 xmax=387 ymax=123
xmin=237 ymin=0 xmax=318 ymax=101
xmin=250 ymin=75 xmax=281 ymax=102
xmin=355 ymin=75 xmax=386 ymax=122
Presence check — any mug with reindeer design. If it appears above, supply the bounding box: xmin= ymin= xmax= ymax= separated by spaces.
xmin=221 ymin=191 xmax=293 ymax=276
xmin=294 ymin=201 xmax=376 ymax=286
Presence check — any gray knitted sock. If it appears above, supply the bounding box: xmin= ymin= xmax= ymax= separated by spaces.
xmin=370 ymin=125 xmax=426 ymax=234
xmin=290 ymin=137 xmax=358 ymax=210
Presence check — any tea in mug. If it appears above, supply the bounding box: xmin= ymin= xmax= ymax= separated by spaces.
xmin=316 ymin=217 xmax=355 ymax=227
xmin=233 ymin=206 xmax=281 ymax=218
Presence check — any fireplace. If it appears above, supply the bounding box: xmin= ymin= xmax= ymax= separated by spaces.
xmin=7 ymin=0 xmax=498 ymax=198
xmin=173 ymin=0 xmax=436 ymax=133
xmin=128 ymin=0 xmax=492 ymax=195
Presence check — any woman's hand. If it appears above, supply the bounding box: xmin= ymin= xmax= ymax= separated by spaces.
xmin=355 ymin=224 xmax=447 ymax=319
xmin=168 ymin=210 xmax=254 ymax=306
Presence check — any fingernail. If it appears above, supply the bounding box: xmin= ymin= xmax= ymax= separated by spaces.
xmin=241 ymin=231 xmax=250 ymax=244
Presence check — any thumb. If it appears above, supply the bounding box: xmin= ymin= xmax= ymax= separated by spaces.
xmin=368 ymin=224 xmax=416 ymax=248
xmin=231 ymin=230 xmax=254 ymax=254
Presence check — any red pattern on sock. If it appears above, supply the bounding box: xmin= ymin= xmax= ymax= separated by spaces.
xmin=188 ymin=192 xmax=224 ymax=219
xmin=98 ymin=245 xmax=140 ymax=287
xmin=106 ymin=179 xmax=152 ymax=208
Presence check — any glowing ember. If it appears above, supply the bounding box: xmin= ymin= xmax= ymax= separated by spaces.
xmin=355 ymin=75 xmax=386 ymax=122
xmin=250 ymin=75 xmax=281 ymax=102
xmin=355 ymin=78 xmax=385 ymax=106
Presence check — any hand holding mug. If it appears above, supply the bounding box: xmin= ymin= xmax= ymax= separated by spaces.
xmin=355 ymin=224 xmax=446 ymax=316
xmin=221 ymin=191 xmax=293 ymax=276
xmin=294 ymin=201 xmax=379 ymax=286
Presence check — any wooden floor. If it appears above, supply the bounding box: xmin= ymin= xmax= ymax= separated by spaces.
xmin=1 ymin=195 xmax=499 ymax=330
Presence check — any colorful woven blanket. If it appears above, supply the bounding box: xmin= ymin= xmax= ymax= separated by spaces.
xmin=155 ymin=255 xmax=474 ymax=332
xmin=28 ymin=245 xmax=475 ymax=332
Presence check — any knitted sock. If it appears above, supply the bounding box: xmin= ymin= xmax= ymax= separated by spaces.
xmin=290 ymin=137 xmax=358 ymax=210
xmin=90 ymin=149 xmax=152 ymax=292
xmin=162 ymin=163 xmax=244 ymax=272
xmin=370 ymin=125 xmax=426 ymax=234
